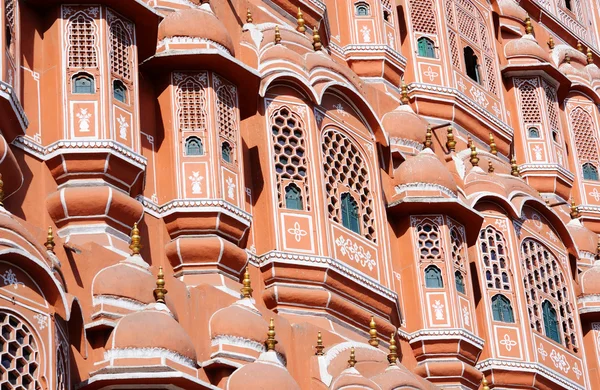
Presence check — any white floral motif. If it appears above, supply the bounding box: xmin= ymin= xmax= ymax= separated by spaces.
xmin=499 ymin=333 xmax=517 ymax=351
xmin=469 ymin=86 xmax=489 ymax=108
xmin=550 ymin=349 xmax=570 ymax=374
xmin=589 ymin=188 xmax=600 ymax=201
xmin=495 ymin=219 xmax=508 ymax=231
xmin=117 ymin=115 xmax=129 ymax=140
xmin=457 ymin=78 xmax=466 ymax=93
xmin=546 ymin=230 xmax=558 ymax=242
xmin=287 ymin=222 xmax=307 ymax=243
xmin=0 ymin=270 xmax=24 ymax=289
xmin=492 ymin=103 xmax=502 ymax=117
xmin=537 ymin=343 xmax=548 ymax=360
xmin=76 ymin=108 xmax=92 ymax=132
xmin=333 ymin=103 xmax=349 ymax=117
xmin=532 ymin=145 xmax=543 ymax=161
xmin=432 ymin=300 xmax=445 ymax=320
xmin=226 ymin=177 xmax=235 ymax=200
xmin=188 ymin=171 xmax=204 ymax=195
xmin=387 ymin=32 xmax=394 ymax=47
xmin=293 ymin=105 xmax=307 ymax=118
xmin=335 ymin=236 xmax=376 ymax=271
xmin=34 ymin=314 xmax=47 ymax=330
xmin=423 ymin=66 xmax=438 ymax=82
xmin=531 ymin=213 xmax=542 ymax=229
xmin=572 ymin=362 xmax=582 ymax=379
xmin=360 ymin=26 xmax=371 ymax=42
xmin=393 ymin=271 xmax=401 ymax=281
xmin=462 ymin=306 xmax=470 ymax=326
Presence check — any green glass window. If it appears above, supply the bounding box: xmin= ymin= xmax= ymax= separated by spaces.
xmin=542 ymin=300 xmax=561 ymax=343
xmin=455 ymin=271 xmax=466 ymax=294
xmin=491 ymin=295 xmax=514 ymax=323
xmin=113 ymin=80 xmax=127 ymax=103
xmin=425 ymin=265 xmax=443 ymax=288
xmin=417 ymin=37 xmax=435 ymax=58
xmin=341 ymin=193 xmax=360 ymax=234
xmin=73 ymin=74 xmax=94 ymax=94
xmin=464 ymin=46 xmax=481 ymax=84
xmin=185 ymin=137 xmax=203 ymax=156
xmin=284 ymin=183 xmax=303 ymax=210
xmin=583 ymin=163 xmax=599 ymax=180
xmin=222 ymin=142 xmax=232 ymax=163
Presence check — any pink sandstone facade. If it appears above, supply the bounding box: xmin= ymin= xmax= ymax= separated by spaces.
xmin=0 ymin=0 xmax=600 ymax=388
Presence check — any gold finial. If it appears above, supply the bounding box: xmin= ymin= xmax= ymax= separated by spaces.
xmin=545 ymin=197 xmax=550 ymax=206
xmin=470 ymin=139 xmax=479 ymax=167
xmin=596 ymin=241 xmax=600 ymax=260
xmin=240 ymin=267 xmax=253 ymax=298
xmin=348 ymin=347 xmax=357 ymax=368
xmin=387 ymin=332 xmax=398 ymax=365
xmin=446 ymin=127 xmax=456 ymax=152
xmin=274 ymin=26 xmax=282 ymax=44
xmin=313 ymin=27 xmax=322 ymax=51
xmin=45 ymin=226 xmax=55 ymax=252
xmin=400 ymin=83 xmax=409 ymax=105
xmin=129 ymin=223 xmax=141 ymax=255
xmin=315 ymin=332 xmax=325 ymax=356
xmin=577 ymin=41 xmax=584 ymax=52
xmin=266 ymin=318 xmax=278 ymax=351
xmin=565 ymin=53 xmax=571 ymax=64
xmin=481 ymin=375 xmax=490 ymax=390
xmin=297 ymin=7 xmax=306 ymax=33
xmin=246 ymin=8 xmax=253 ymax=24
xmin=424 ymin=126 xmax=432 ymax=149
xmin=153 ymin=266 xmax=168 ymax=304
xmin=368 ymin=316 xmax=379 ymax=347
xmin=0 ymin=173 xmax=4 ymax=207
xmin=570 ymin=197 xmax=579 ymax=219
xmin=488 ymin=160 xmax=495 ymax=173
xmin=587 ymin=48 xmax=594 ymax=65
xmin=525 ymin=16 xmax=533 ymax=35
xmin=547 ymin=36 xmax=555 ymax=49
xmin=489 ymin=133 xmax=497 ymax=155
xmin=510 ymin=155 xmax=519 ymax=177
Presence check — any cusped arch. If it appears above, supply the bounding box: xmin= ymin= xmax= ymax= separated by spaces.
xmin=259 ymin=72 xmax=319 ymax=104
xmin=469 ymin=193 xmax=521 ymax=219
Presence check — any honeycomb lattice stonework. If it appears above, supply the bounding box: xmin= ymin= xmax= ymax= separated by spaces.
xmin=322 ymin=130 xmax=375 ymax=242
xmin=215 ymin=79 xmax=238 ymax=143
xmin=0 ymin=312 xmax=40 ymax=389
xmin=515 ymin=78 xmax=542 ymax=125
xmin=479 ymin=226 xmax=512 ymax=290
xmin=450 ymin=226 xmax=465 ymax=270
xmin=270 ymin=106 xmax=310 ymax=210
xmin=409 ymin=0 xmax=438 ymax=34
xmin=415 ymin=221 xmax=441 ymax=261
xmin=521 ymin=239 xmax=577 ymax=351
xmin=176 ymin=75 xmax=208 ymax=132
xmin=67 ymin=13 xmax=98 ymax=69
xmin=571 ymin=106 xmax=599 ymax=166
xmin=109 ymin=20 xmax=132 ymax=81
xmin=543 ymin=80 xmax=561 ymax=134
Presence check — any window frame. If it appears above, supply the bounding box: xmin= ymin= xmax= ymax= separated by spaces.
xmin=112 ymin=79 xmax=127 ymax=103
xmin=72 ymin=72 xmax=95 ymax=94
xmin=424 ymin=265 xmax=444 ymax=288
xmin=417 ymin=36 xmax=436 ymax=58
xmin=340 ymin=192 xmax=361 ymax=234
xmin=184 ymin=136 xmax=204 ymax=157
xmin=491 ymin=294 xmax=515 ymax=323
xmin=284 ymin=183 xmax=303 ymax=211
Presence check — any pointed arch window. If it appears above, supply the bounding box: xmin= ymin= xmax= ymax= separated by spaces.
xmin=491 ymin=295 xmax=515 ymax=323
xmin=464 ymin=46 xmax=481 ymax=84
xmin=455 ymin=271 xmax=466 ymax=294
xmin=113 ymin=80 xmax=127 ymax=103
xmin=417 ymin=37 xmax=436 ymax=58
xmin=72 ymin=73 xmax=95 ymax=94
xmin=221 ymin=142 xmax=232 ymax=163
xmin=284 ymin=183 xmax=303 ymax=211
xmin=583 ymin=162 xmax=599 ymax=181
xmin=185 ymin=137 xmax=203 ymax=156
xmin=341 ymin=193 xmax=360 ymax=234
xmin=425 ymin=265 xmax=443 ymax=288
xmin=542 ymin=300 xmax=561 ymax=343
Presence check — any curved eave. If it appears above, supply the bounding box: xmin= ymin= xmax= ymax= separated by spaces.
xmin=0 ymin=81 xmax=27 ymax=142
xmin=568 ymin=82 xmax=600 ymax=105
xmin=501 ymin=62 xmax=572 ymax=100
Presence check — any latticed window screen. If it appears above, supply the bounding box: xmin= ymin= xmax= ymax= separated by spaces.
xmin=0 ymin=312 xmax=41 ymax=389
xmin=216 ymin=82 xmax=238 ymax=142
xmin=176 ymin=76 xmax=207 ymax=132
xmin=516 ymin=79 xmax=542 ymax=124
xmin=67 ymin=13 xmax=98 ymax=69
xmin=56 ymin=342 xmax=68 ymax=390
xmin=521 ymin=239 xmax=577 ymax=350
xmin=450 ymin=226 xmax=468 ymax=294
xmin=491 ymin=294 xmax=515 ymax=323
xmin=416 ymin=221 xmax=442 ymax=261
xmin=271 ymin=106 xmax=310 ymax=211
xmin=109 ymin=21 xmax=132 ymax=80
xmin=542 ymin=80 xmax=561 ymax=139
xmin=322 ymin=130 xmax=375 ymax=242
xmin=5 ymin=0 xmax=15 ymax=59
xmin=479 ymin=226 xmax=511 ymax=290
xmin=409 ymin=0 xmax=437 ymax=34
xmin=570 ymin=106 xmax=600 ymax=180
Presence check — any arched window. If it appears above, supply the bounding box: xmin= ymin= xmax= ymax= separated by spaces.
xmin=185 ymin=137 xmax=203 ymax=156
xmin=417 ymin=37 xmax=436 ymax=58
xmin=491 ymin=295 xmax=515 ymax=323
xmin=355 ymin=2 xmax=370 ymax=16
xmin=479 ymin=226 xmax=511 ymax=290
xmin=455 ymin=271 xmax=466 ymax=294
xmin=542 ymin=300 xmax=561 ymax=343
xmin=176 ymin=74 xmax=208 ymax=132
xmin=221 ymin=142 xmax=232 ymax=163
xmin=67 ymin=12 xmax=98 ymax=69
xmin=425 ymin=265 xmax=443 ymax=288
xmin=463 ymin=46 xmax=480 ymax=84
xmin=284 ymin=183 xmax=303 ymax=210
xmin=341 ymin=193 xmax=360 ymax=234
xmin=0 ymin=312 xmax=42 ymax=388
xmin=528 ymin=127 xmax=540 ymax=139
xmin=109 ymin=20 xmax=132 ymax=81
xmin=113 ymin=80 xmax=127 ymax=103
xmin=583 ymin=162 xmax=599 ymax=180
xmin=72 ymin=73 xmax=95 ymax=94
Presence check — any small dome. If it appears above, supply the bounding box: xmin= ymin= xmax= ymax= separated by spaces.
xmin=382 ymin=106 xmax=428 ymax=146
xmin=157 ymin=6 xmax=234 ymax=55
xmin=505 ymin=34 xmax=550 ymax=62
xmin=330 ymin=367 xmax=380 ymax=390
xmin=497 ymin=0 xmax=528 ymax=20
xmin=92 ymin=257 xmax=155 ymax=304
xmin=226 ymin=351 xmax=300 ymax=390
xmin=587 ymin=64 xmax=600 ymax=81
xmin=581 ymin=265 xmax=600 ymax=295
xmin=371 ymin=365 xmax=431 ymax=390
xmin=210 ymin=301 xmax=268 ymax=342
xmin=567 ymin=219 xmax=598 ymax=254
xmin=395 ymin=148 xmax=458 ymax=194
xmin=107 ymin=304 xmax=197 ymax=361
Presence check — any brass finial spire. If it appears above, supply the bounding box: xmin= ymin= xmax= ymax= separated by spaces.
xmin=368 ymin=316 xmax=379 ymax=347
xmin=570 ymin=197 xmax=579 ymax=219
xmin=489 ymin=133 xmax=497 ymax=155
xmin=577 ymin=41 xmax=584 ymax=52
xmin=525 ymin=16 xmax=533 ymax=35
xmin=469 ymin=138 xmax=479 ymax=167
xmin=129 ymin=223 xmax=141 ymax=255
xmin=246 ymin=8 xmax=253 ymax=24
xmin=510 ymin=155 xmax=519 ymax=177
xmin=348 ymin=347 xmax=357 ymax=368
xmin=0 ymin=173 xmax=4 ymax=207
xmin=547 ymin=36 xmax=555 ymax=49
xmin=565 ymin=53 xmax=571 ymax=64
xmin=446 ymin=127 xmax=456 ymax=152
xmin=45 ymin=226 xmax=55 ymax=252
xmin=153 ymin=266 xmax=168 ymax=304
xmin=424 ymin=126 xmax=433 ymax=149
xmin=488 ymin=160 xmax=495 ymax=173
xmin=274 ymin=26 xmax=282 ymax=44
xmin=240 ymin=267 xmax=253 ymax=299
xmin=297 ymin=7 xmax=306 ymax=33
xmin=266 ymin=318 xmax=278 ymax=351
xmin=481 ymin=375 xmax=490 ymax=390
xmin=400 ymin=83 xmax=409 ymax=105
xmin=315 ymin=331 xmax=325 ymax=356
xmin=587 ymin=48 xmax=594 ymax=65
xmin=387 ymin=332 xmax=398 ymax=365
xmin=313 ymin=27 xmax=322 ymax=51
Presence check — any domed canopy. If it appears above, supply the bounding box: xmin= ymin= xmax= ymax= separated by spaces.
xmin=371 ymin=365 xmax=432 ymax=390
xmin=92 ymin=257 xmax=155 ymax=304
xmin=210 ymin=301 xmax=268 ymax=342
xmin=581 ymin=265 xmax=600 ymax=295
xmin=330 ymin=367 xmax=380 ymax=390
xmin=226 ymin=351 xmax=300 ymax=390
xmin=107 ymin=304 xmax=197 ymax=362
xmin=497 ymin=0 xmax=528 ymax=20
xmin=566 ymin=219 xmax=598 ymax=255
xmin=382 ymin=106 xmax=429 ymax=146
xmin=395 ymin=148 xmax=458 ymax=194
xmin=157 ymin=6 xmax=234 ymax=55
xmin=505 ymin=34 xmax=550 ymax=62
